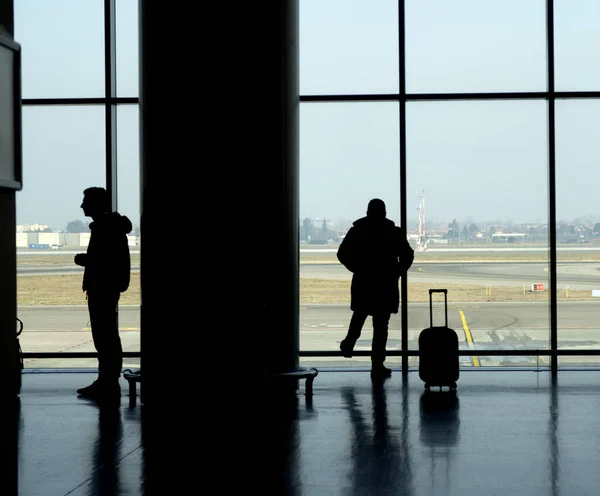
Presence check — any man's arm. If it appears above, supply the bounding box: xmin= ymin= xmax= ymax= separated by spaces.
xmin=396 ymin=228 xmax=414 ymax=276
xmin=74 ymin=253 xmax=87 ymax=267
xmin=337 ymin=228 xmax=357 ymax=273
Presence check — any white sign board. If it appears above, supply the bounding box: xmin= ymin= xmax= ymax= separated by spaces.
xmin=592 ymin=290 xmax=600 ymax=298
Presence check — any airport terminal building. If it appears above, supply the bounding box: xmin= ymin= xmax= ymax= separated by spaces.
xmin=1 ymin=1 xmax=600 ymax=494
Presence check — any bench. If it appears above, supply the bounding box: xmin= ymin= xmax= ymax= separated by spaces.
xmin=270 ymin=367 xmax=319 ymax=398
xmin=122 ymin=369 xmax=142 ymax=407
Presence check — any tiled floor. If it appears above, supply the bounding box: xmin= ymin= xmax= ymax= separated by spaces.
xmin=269 ymin=368 xmax=600 ymax=496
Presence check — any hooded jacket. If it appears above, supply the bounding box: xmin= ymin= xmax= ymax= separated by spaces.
xmin=337 ymin=216 xmax=414 ymax=314
xmin=82 ymin=212 xmax=133 ymax=294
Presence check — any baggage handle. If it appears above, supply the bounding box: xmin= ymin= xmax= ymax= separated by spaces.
xmin=429 ymin=289 xmax=448 ymax=328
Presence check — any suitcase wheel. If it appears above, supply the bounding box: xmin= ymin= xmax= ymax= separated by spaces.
xmin=424 ymin=382 xmax=457 ymax=391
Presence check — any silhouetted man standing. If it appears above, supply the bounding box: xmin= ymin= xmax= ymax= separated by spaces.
xmin=337 ymin=199 xmax=414 ymax=378
xmin=74 ymin=187 xmax=132 ymax=404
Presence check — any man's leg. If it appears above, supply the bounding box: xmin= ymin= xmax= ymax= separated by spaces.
xmin=95 ymin=293 xmax=123 ymax=383
xmin=371 ymin=313 xmax=391 ymax=376
xmin=77 ymin=295 xmax=103 ymax=396
xmin=340 ymin=311 xmax=368 ymax=357
xmin=80 ymin=292 xmax=122 ymax=401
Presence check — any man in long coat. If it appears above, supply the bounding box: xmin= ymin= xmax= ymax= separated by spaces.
xmin=337 ymin=198 xmax=414 ymax=378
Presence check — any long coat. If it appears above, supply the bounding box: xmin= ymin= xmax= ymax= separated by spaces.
xmin=337 ymin=216 xmax=414 ymax=315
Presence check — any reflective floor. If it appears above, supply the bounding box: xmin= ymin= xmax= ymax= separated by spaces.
xmin=18 ymin=372 xmax=144 ymax=496
xmin=268 ymin=369 xmax=600 ymax=496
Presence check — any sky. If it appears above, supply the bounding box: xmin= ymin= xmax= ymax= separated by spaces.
xmin=11 ymin=0 xmax=600 ymax=231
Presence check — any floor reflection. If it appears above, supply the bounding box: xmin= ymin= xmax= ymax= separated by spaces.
xmin=342 ymin=379 xmax=413 ymax=495
xmin=418 ymin=390 xmax=460 ymax=494
xmin=88 ymin=408 xmax=123 ymax=495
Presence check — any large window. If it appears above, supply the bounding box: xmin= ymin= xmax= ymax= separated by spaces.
xmin=300 ymin=0 xmax=399 ymax=95
xmin=16 ymin=0 xmax=105 ymax=99
xmin=15 ymin=0 xmax=140 ymax=368
xmin=406 ymin=101 xmax=549 ymax=369
xmin=299 ymin=102 xmax=400 ymax=367
xmin=116 ymin=104 xmax=140 ymax=370
xmin=299 ymin=1 xmax=600 ymax=372
xmin=556 ymin=99 xmax=600 ymax=366
xmin=405 ymin=0 xmax=547 ymax=93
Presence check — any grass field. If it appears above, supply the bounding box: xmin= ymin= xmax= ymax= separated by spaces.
xmin=14 ymin=273 xmax=585 ymax=305
xmin=17 ymin=274 xmax=140 ymax=305
xmin=299 ymin=279 xmax=584 ymax=304
xmin=17 ymin=254 xmax=141 ymax=266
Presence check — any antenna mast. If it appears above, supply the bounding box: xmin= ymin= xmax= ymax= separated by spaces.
xmin=417 ymin=190 xmax=427 ymax=252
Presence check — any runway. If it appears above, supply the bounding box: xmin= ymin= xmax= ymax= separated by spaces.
xmin=297 ymin=261 xmax=600 ymax=366
xmin=17 ymin=305 xmax=140 ymax=370
xmin=19 ymin=260 xmax=600 ymax=288
xmin=16 ymin=302 xmax=600 ymax=369
xmin=301 ymin=262 xmax=600 ymax=290
xmin=299 ymin=301 xmax=600 ymax=367
xmin=17 ymin=265 xmax=140 ymax=276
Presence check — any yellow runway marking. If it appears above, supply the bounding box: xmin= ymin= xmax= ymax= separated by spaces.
xmin=459 ymin=309 xmax=480 ymax=367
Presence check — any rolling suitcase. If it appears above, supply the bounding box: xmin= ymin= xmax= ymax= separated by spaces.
xmin=418 ymin=289 xmax=459 ymax=391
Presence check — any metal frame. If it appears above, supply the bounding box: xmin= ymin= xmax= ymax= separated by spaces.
xmin=298 ymin=0 xmax=600 ymax=375
xmin=20 ymin=0 xmax=140 ymax=360
xmin=16 ymin=2 xmax=600 ymax=369
xmin=0 ymin=33 xmax=23 ymax=190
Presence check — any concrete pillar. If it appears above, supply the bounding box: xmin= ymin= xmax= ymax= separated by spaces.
xmin=263 ymin=0 xmax=300 ymax=377
xmin=137 ymin=1 xmax=300 ymax=486
xmin=139 ymin=0 xmax=300 ymax=398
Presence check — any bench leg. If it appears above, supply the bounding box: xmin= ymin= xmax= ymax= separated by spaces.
xmin=128 ymin=380 xmax=137 ymax=407
xmin=305 ymin=377 xmax=314 ymax=397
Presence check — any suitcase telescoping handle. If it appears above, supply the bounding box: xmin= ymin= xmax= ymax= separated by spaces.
xmin=429 ymin=289 xmax=448 ymax=328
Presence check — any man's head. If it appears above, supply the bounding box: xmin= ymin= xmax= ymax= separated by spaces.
xmin=367 ymin=198 xmax=386 ymax=219
xmin=81 ymin=187 xmax=109 ymax=218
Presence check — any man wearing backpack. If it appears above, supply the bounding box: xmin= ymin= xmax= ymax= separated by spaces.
xmin=74 ymin=187 xmax=133 ymax=404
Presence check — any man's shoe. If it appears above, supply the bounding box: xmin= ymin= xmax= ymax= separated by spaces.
xmin=340 ymin=340 xmax=353 ymax=358
xmin=370 ymin=365 xmax=392 ymax=379
xmin=77 ymin=380 xmax=100 ymax=398
xmin=78 ymin=380 xmax=120 ymax=406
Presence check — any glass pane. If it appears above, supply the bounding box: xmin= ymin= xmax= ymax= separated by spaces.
xmin=406 ymin=0 xmax=547 ymax=93
xmin=17 ymin=106 xmax=105 ymax=367
xmin=299 ymin=102 xmax=400 ymax=366
xmin=300 ymin=0 xmax=399 ymax=95
xmin=555 ymin=1 xmax=600 ymax=91
xmin=15 ymin=0 xmax=105 ymax=98
xmin=117 ymin=0 xmax=139 ymax=97
xmin=556 ymin=99 xmax=600 ymax=365
xmin=406 ymin=100 xmax=549 ymax=369
xmin=117 ymin=104 xmax=140 ymax=363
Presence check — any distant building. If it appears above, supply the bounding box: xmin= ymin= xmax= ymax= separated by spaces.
xmin=491 ymin=233 xmax=527 ymax=243
xmin=17 ymin=224 xmax=50 ymax=232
